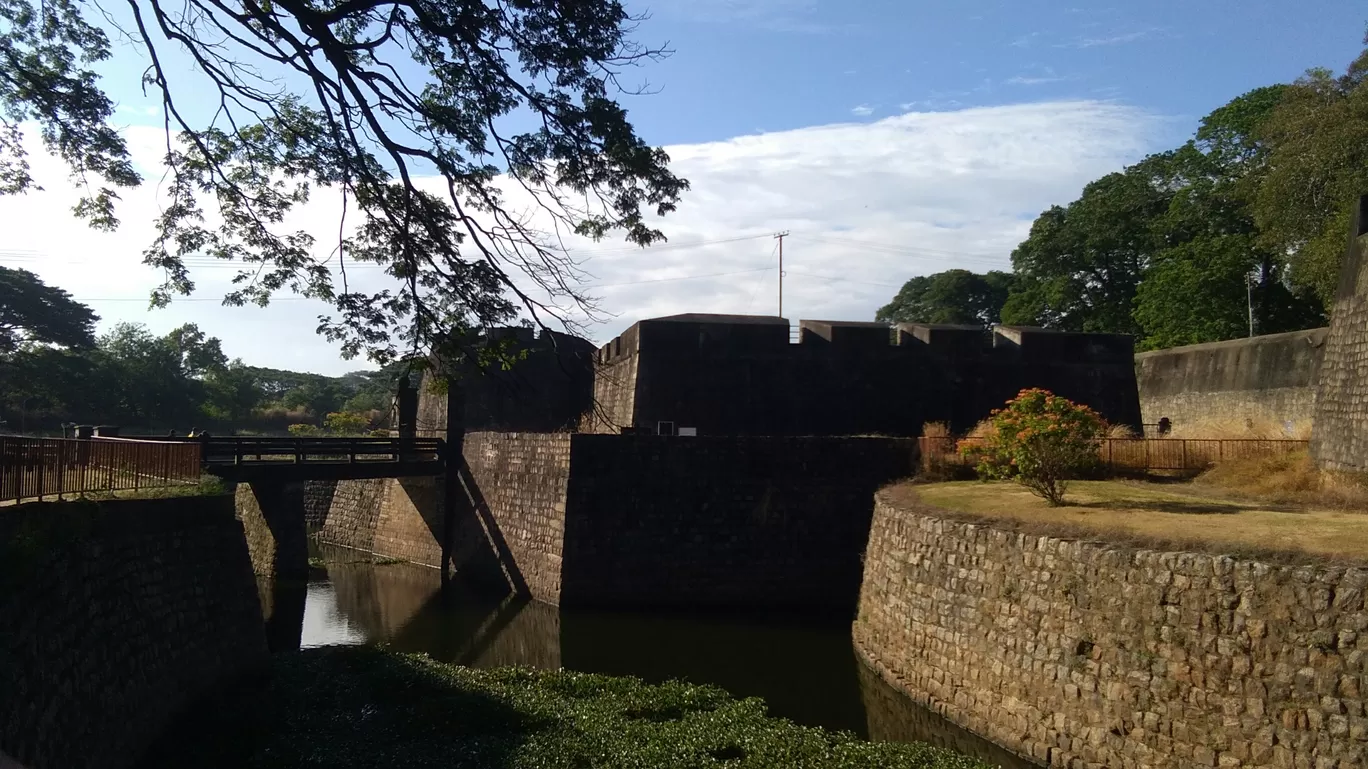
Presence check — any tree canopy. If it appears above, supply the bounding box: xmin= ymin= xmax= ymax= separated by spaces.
xmin=0 ymin=276 xmax=404 ymax=431
xmin=880 ymin=39 xmax=1368 ymax=350
xmin=0 ymin=267 xmax=99 ymax=352
xmin=0 ymin=0 xmax=687 ymax=365
xmin=875 ymin=269 xmax=1013 ymax=327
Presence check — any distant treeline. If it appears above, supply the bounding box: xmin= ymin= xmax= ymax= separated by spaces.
xmin=0 ymin=266 xmax=406 ymax=435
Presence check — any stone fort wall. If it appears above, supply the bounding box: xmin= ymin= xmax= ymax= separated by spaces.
xmin=1134 ymin=328 xmax=1328 ymax=429
xmin=1313 ymin=196 xmax=1368 ymax=472
xmin=586 ymin=315 xmax=1142 ymax=437
xmin=0 ymin=496 xmax=267 ymax=769
xmin=313 ymin=432 xmax=915 ymax=613
xmin=853 ymin=489 xmax=1368 ymax=769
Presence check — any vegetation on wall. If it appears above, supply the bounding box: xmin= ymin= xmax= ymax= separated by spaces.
xmin=879 ymin=38 xmax=1368 ymax=351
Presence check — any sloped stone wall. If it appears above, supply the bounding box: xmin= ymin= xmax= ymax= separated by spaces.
xmin=1312 ymin=196 xmax=1368 ymax=472
xmin=1135 ymin=328 xmax=1328 ymax=429
xmin=854 ymin=489 xmax=1368 ymax=769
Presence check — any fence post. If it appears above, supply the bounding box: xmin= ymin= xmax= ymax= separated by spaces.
xmin=36 ymin=441 xmax=45 ymax=502
xmin=1182 ymin=440 xmax=1188 ymax=471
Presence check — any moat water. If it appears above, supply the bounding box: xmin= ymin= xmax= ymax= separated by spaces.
xmin=285 ymin=546 xmax=1035 ymax=769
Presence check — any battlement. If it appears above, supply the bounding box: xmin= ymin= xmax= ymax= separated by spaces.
xmin=596 ymin=315 xmax=1132 ymax=365
xmin=590 ymin=313 xmax=1143 ymax=437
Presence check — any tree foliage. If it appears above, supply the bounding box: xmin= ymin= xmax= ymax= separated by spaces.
xmin=990 ymin=74 xmax=1339 ymax=348
xmin=1 ymin=0 xmax=687 ymax=364
xmin=0 ymin=267 xmax=99 ymax=352
xmin=1254 ymin=43 xmax=1368 ymax=304
xmin=875 ymin=269 xmax=1013 ymax=326
xmin=958 ymin=389 xmax=1105 ymax=507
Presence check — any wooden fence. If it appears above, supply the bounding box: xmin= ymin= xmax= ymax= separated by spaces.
xmin=0 ymin=437 xmax=202 ymax=505
xmin=919 ymin=436 xmax=1310 ymax=474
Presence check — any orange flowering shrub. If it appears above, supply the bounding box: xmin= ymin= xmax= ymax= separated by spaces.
xmin=958 ymin=388 xmax=1104 ymax=506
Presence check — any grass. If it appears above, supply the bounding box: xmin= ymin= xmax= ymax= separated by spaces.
xmin=1193 ymin=451 xmax=1368 ymax=509
xmin=308 ymin=554 xmax=406 ymax=569
xmin=138 ymin=646 xmax=990 ymax=769
xmin=900 ymin=477 xmax=1368 ymax=564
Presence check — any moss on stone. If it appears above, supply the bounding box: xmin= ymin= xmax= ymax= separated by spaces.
xmin=140 ymin=646 xmax=991 ymax=769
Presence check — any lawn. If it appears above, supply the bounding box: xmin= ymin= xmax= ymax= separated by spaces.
xmin=899 ymin=479 xmax=1368 ymax=564
xmin=138 ymin=646 xmax=991 ymax=769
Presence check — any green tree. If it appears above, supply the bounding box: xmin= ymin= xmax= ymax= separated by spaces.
xmin=875 ymin=269 xmax=1013 ymax=326
xmin=1002 ymin=166 xmax=1168 ymax=335
xmin=1254 ymin=40 xmax=1368 ymax=306
xmin=0 ymin=267 xmax=99 ymax=353
xmin=1006 ymin=86 xmax=1326 ymax=347
xmin=1130 ymin=89 xmax=1325 ymax=348
xmin=958 ymin=389 xmax=1105 ymax=507
xmin=203 ymin=360 xmax=263 ymax=423
xmin=0 ymin=0 xmax=687 ymax=364
xmin=282 ymin=380 xmax=347 ymax=417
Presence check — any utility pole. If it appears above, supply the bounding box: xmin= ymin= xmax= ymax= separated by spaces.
xmin=773 ymin=231 xmax=789 ymax=317
xmin=1246 ymin=271 xmax=1256 ymax=338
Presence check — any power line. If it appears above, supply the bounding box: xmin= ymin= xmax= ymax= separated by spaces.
xmin=783 ymin=269 xmax=903 ymax=289
xmin=797 ymin=235 xmax=1008 ymax=267
xmin=69 ymin=267 xmax=778 ymax=302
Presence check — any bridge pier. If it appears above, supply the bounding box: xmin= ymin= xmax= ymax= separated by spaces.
xmin=234 ymin=479 xmax=309 ymax=580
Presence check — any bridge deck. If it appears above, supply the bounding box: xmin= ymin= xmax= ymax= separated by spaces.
xmin=201 ymin=437 xmax=446 ymax=482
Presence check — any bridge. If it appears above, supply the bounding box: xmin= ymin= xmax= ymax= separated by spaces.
xmin=201 ymin=436 xmax=445 ymax=482
xmin=1 ymin=434 xmax=446 ymax=504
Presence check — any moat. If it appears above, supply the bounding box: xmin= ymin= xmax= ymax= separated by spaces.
xmin=290 ymin=546 xmax=1034 ymax=769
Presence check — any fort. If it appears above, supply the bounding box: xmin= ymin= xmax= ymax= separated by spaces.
xmin=585 ymin=314 xmax=1141 ymax=436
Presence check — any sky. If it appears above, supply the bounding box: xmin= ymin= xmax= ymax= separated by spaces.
xmin=1 ymin=0 xmax=1365 ymax=375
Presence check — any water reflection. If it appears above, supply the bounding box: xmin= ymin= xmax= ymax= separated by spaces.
xmin=286 ymin=546 xmax=1037 ymax=768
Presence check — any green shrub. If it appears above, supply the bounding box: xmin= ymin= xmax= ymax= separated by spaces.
xmin=959 ymin=388 xmax=1104 ymax=506
xmin=323 ymin=410 xmax=371 ymax=435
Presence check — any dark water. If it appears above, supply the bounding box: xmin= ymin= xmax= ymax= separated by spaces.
xmin=287 ymin=548 xmax=1035 ymax=769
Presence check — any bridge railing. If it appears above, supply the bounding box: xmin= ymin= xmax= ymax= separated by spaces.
xmin=1 ymin=437 xmax=202 ymax=505
xmin=201 ymin=436 xmax=443 ymax=466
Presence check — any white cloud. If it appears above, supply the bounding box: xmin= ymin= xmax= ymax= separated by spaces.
xmin=850 ymin=104 xmax=875 ymax=117
xmin=0 ymin=100 xmax=1164 ymax=375
xmin=1006 ymin=76 xmax=1066 ymax=86
xmin=1067 ymin=28 xmax=1163 ymax=48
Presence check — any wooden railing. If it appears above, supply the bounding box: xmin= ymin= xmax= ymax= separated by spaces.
xmin=919 ymin=436 xmax=1310 ymax=473
xmin=201 ymin=436 xmax=443 ymax=466
xmin=0 ymin=437 xmax=202 ymax=505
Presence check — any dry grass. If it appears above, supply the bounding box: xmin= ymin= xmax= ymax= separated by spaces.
xmin=1106 ymin=423 xmax=1137 ymax=439
xmin=1167 ymin=416 xmax=1313 ymax=440
xmin=899 ymin=479 xmax=1368 ymax=564
xmin=1194 ymin=451 xmax=1368 ymax=509
xmin=921 ymin=421 xmax=951 ymax=439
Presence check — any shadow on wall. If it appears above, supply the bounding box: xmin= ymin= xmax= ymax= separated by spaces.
xmin=448 ymin=462 xmax=530 ymax=598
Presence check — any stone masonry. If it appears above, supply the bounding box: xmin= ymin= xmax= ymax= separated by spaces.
xmin=311 ymin=431 xmax=914 ymax=613
xmin=1135 ymin=328 xmax=1328 ymax=430
xmin=0 ymin=496 xmax=267 ymax=769
xmin=1313 ymin=195 xmax=1368 ymax=472
xmin=853 ymin=489 xmax=1368 ymax=769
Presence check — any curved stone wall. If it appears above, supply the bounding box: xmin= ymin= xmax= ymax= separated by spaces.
xmin=853 ymin=489 xmax=1368 ymax=769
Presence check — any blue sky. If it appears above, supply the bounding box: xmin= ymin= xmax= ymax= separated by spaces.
xmin=2 ymin=0 xmax=1365 ymax=375
xmin=616 ymin=0 xmax=1365 ymax=144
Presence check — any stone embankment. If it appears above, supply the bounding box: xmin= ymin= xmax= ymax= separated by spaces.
xmin=854 ymin=487 xmax=1368 ymax=769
